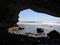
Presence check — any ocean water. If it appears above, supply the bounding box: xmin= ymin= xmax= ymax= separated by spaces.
xmin=16 ymin=22 xmax=60 ymax=34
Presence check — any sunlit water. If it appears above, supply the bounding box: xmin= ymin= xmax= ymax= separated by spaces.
xmin=17 ymin=22 xmax=60 ymax=34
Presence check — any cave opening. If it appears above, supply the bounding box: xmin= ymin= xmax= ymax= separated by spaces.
xmin=16 ymin=9 xmax=60 ymax=33
xmin=18 ymin=9 xmax=60 ymax=24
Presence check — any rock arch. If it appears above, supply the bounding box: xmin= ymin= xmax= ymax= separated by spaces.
xmin=0 ymin=0 xmax=60 ymax=27
xmin=0 ymin=0 xmax=60 ymax=43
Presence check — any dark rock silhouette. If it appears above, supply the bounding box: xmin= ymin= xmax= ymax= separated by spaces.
xmin=37 ymin=28 xmax=44 ymax=33
xmin=47 ymin=30 xmax=60 ymax=38
xmin=8 ymin=33 xmax=60 ymax=45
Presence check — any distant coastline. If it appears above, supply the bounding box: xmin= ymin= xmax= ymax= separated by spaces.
xmin=17 ymin=21 xmax=60 ymax=25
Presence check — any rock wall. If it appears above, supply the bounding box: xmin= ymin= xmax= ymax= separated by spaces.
xmin=0 ymin=0 xmax=60 ymax=43
xmin=0 ymin=0 xmax=60 ymax=37
xmin=0 ymin=0 xmax=60 ymax=27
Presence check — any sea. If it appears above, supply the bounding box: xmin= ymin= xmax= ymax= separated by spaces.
xmin=16 ymin=21 xmax=60 ymax=34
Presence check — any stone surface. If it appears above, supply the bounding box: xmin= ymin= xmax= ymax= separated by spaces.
xmin=0 ymin=0 xmax=60 ymax=44
xmin=0 ymin=0 xmax=60 ymax=27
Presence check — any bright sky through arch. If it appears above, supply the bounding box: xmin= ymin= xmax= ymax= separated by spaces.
xmin=18 ymin=9 xmax=60 ymax=22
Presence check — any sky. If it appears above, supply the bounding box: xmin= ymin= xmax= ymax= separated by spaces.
xmin=18 ymin=9 xmax=60 ymax=22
